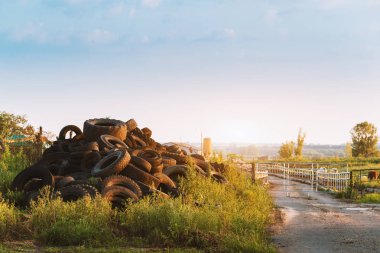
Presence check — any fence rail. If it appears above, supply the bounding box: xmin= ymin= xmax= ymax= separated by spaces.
xmin=257 ymin=163 xmax=350 ymax=192
xmin=233 ymin=162 xmax=269 ymax=183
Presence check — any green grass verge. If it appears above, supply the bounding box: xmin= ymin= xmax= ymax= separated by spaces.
xmin=356 ymin=193 xmax=380 ymax=203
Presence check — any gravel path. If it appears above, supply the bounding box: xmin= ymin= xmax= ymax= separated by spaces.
xmin=269 ymin=176 xmax=380 ymax=253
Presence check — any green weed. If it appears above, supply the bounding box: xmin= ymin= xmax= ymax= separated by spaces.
xmin=30 ymin=192 xmax=117 ymax=246
xmin=356 ymin=193 xmax=380 ymax=203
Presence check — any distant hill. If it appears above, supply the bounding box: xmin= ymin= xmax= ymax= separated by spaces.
xmin=186 ymin=142 xmax=350 ymax=160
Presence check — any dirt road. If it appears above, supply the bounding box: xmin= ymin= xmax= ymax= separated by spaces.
xmin=269 ymin=176 xmax=380 ymax=253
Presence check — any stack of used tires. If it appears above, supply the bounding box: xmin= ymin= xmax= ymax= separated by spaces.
xmin=12 ymin=118 xmax=228 ymax=208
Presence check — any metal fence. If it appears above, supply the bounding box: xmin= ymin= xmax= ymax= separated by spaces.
xmin=233 ymin=162 xmax=269 ymax=183
xmin=257 ymin=163 xmax=350 ymax=192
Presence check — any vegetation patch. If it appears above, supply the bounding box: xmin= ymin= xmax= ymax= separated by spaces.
xmin=30 ymin=193 xmax=116 ymax=246
xmin=0 ymin=150 xmax=275 ymax=252
xmin=356 ymin=193 xmax=380 ymax=204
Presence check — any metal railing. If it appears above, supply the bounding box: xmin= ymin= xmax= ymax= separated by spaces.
xmin=233 ymin=162 xmax=269 ymax=183
xmin=257 ymin=163 xmax=350 ymax=192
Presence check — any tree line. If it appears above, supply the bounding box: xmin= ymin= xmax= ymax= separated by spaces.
xmin=278 ymin=121 xmax=379 ymax=159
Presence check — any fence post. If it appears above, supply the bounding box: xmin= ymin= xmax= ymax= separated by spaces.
xmin=251 ymin=162 xmax=256 ymax=183
xmin=350 ymin=171 xmax=353 ymax=188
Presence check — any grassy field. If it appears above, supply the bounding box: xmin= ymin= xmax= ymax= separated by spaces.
xmin=0 ymin=150 xmax=275 ymax=252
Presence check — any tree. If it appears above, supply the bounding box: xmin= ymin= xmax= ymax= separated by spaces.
xmin=345 ymin=143 xmax=352 ymax=158
xmin=278 ymin=141 xmax=295 ymax=159
xmin=295 ymin=128 xmax=306 ymax=158
xmin=0 ymin=111 xmax=39 ymax=139
xmin=351 ymin=121 xmax=379 ymax=157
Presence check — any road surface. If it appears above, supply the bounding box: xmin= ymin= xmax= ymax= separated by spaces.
xmin=269 ymin=176 xmax=380 ymax=253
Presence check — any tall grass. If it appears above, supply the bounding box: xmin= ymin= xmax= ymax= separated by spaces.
xmin=356 ymin=193 xmax=380 ymax=203
xmin=0 ymin=147 xmax=31 ymax=193
xmin=0 ymin=198 xmax=19 ymax=240
xmin=30 ymin=192 xmax=116 ymax=246
xmin=1 ymin=149 xmax=275 ymax=251
xmin=119 ymin=166 xmax=274 ymax=252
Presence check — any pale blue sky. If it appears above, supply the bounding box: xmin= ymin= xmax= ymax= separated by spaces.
xmin=1 ymin=0 xmax=380 ymax=144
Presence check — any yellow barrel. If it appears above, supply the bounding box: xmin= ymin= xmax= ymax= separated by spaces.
xmin=203 ymin=138 xmax=212 ymax=157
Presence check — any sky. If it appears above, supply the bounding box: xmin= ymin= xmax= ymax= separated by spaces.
xmin=1 ymin=0 xmax=380 ymax=144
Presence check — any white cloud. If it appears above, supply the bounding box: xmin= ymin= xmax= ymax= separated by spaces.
xmin=11 ymin=22 xmax=47 ymax=43
xmin=108 ymin=2 xmax=127 ymax=16
xmin=315 ymin=0 xmax=354 ymax=9
xmin=85 ymin=29 xmax=118 ymax=44
xmin=129 ymin=7 xmax=136 ymax=18
xmin=142 ymin=0 xmax=161 ymax=8
xmin=367 ymin=0 xmax=380 ymax=6
xmin=65 ymin=0 xmax=87 ymax=4
xmin=264 ymin=9 xmax=278 ymax=24
xmin=224 ymin=28 xmax=236 ymax=38
xmin=142 ymin=35 xmax=150 ymax=44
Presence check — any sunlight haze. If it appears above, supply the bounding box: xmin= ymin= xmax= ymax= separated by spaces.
xmin=1 ymin=0 xmax=380 ymax=144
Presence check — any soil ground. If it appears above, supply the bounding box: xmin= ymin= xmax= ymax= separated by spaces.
xmin=269 ymin=176 xmax=380 ymax=253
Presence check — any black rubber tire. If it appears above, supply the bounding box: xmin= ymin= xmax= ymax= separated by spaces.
xmin=12 ymin=165 xmax=55 ymax=192
xmin=56 ymin=141 xmax=71 ymax=152
xmin=194 ymin=165 xmax=207 ymax=176
xmin=102 ymin=175 xmax=142 ymax=198
xmin=162 ymin=157 xmax=176 ymax=167
xmin=190 ymin=154 xmax=205 ymax=161
xmin=154 ymin=173 xmax=176 ymax=187
xmin=55 ymin=176 xmax=75 ymax=189
xmin=91 ymin=149 xmax=131 ymax=178
xmin=210 ymin=171 xmax=228 ymax=184
xmin=131 ymin=128 xmax=147 ymax=142
xmin=26 ymin=191 xmax=40 ymax=204
xmin=64 ymin=172 xmax=90 ymax=181
xmin=146 ymin=138 xmax=157 ymax=149
xmin=135 ymin=181 xmax=170 ymax=199
xmin=98 ymin=135 xmax=128 ymax=150
xmin=151 ymin=163 xmax=164 ymax=174
xmin=121 ymin=163 xmax=160 ymax=188
xmin=58 ymin=125 xmax=82 ymax=141
xmin=163 ymin=165 xmax=190 ymax=186
xmin=130 ymin=135 xmax=146 ymax=148
xmin=192 ymin=158 xmax=213 ymax=175
xmin=56 ymin=185 xmax=89 ymax=202
xmin=138 ymin=150 xmax=162 ymax=167
xmin=166 ymin=145 xmax=181 ymax=154
xmin=126 ymin=118 xmax=137 ymax=132
xmin=141 ymin=127 xmax=152 ymax=138
xmin=69 ymin=141 xmax=99 ymax=152
xmin=77 ymin=184 xmax=99 ymax=198
xmin=80 ymin=151 xmax=102 ymax=173
xmin=130 ymin=156 xmax=152 ymax=173
xmin=70 ymin=150 xmax=92 ymax=161
xmin=102 ymin=186 xmax=139 ymax=208
xmin=160 ymin=151 xmax=188 ymax=164
xmin=153 ymin=173 xmax=179 ymax=197
xmin=130 ymin=149 xmax=142 ymax=156
xmin=83 ymin=118 xmax=127 ymax=142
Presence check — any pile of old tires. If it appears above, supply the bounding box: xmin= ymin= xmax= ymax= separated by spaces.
xmin=11 ymin=118 xmax=228 ymax=208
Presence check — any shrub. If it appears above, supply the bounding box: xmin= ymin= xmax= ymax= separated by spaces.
xmin=0 ymin=147 xmax=30 ymax=193
xmin=119 ymin=165 xmax=275 ymax=252
xmin=30 ymin=192 xmax=117 ymax=246
xmin=357 ymin=193 xmax=380 ymax=203
xmin=0 ymin=198 xmax=19 ymax=240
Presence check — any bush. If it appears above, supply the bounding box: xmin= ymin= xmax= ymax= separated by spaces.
xmin=119 ymin=165 xmax=275 ymax=252
xmin=0 ymin=198 xmax=19 ymax=240
xmin=0 ymin=147 xmax=30 ymax=193
xmin=357 ymin=193 xmax=380 ymax=203
xmin=30 ymin=192 xmax=117 ymax=246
